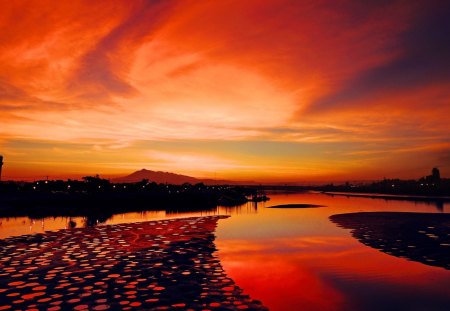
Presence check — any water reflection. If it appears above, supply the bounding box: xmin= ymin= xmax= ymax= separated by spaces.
xmin=330 ymin=212 xmax=450 ymax=270
xmin=436 ymin=201 xmax=444 ymax=212
xmin=216 ymin=193 xmax=450 ymax=311
xmin=0 ymin=202 xmax=262 ymax=239
xmin=1 ymin=193 xmax=450 ymax=311
xmin=323 ymin=192 xmax=447 ymax=212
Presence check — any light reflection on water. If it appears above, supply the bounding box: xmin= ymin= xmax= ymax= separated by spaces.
xmin=0 ymin=192 xmax=449 ymax=311
xmin=0 ymin=202 xmax=260 ymax=239
xmin=216 ymin=192 xmax=450 ymax=311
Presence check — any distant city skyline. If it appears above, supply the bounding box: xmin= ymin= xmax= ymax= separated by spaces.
xmin=1 ymin=1 xmax=449 ymax=182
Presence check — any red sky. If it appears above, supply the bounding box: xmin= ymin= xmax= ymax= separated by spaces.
xmin=1 ymin=0 xmax=449 ymax=182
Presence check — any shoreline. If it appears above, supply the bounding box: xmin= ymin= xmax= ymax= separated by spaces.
xmin=0 ymin=187 xmax=251 ymax=218
xmin=320 ymin=191 xmax=450 ymax=202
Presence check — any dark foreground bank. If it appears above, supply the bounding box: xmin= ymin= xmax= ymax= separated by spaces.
xmin=0 ymin=179 xmax=256 ymax=218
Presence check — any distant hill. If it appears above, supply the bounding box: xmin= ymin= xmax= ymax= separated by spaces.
xmin=112 ymin=169 xmax=239 ymax=185
xmin=112 ymin=169 xmax=199 ymax=184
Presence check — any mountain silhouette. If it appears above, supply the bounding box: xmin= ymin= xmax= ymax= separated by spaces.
xmin=112 ymin=169 xmax=245 ymax=185
xmin=112 ymin=169 xmax=200 ymax=184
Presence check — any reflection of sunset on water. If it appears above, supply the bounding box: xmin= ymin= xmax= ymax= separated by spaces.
xmin=217 ymin=236 xmax=450 ymax=311
xmin=0 ymin=193 xmax=449 ymax=310
xmin=215 ymin=193 xmax=450 ymax=311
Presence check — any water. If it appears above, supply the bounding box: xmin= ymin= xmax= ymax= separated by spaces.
xmin=216 ymin=193 xmax=450 ymax=311
xmin=0 ymin=192 xmax=449 ymax=310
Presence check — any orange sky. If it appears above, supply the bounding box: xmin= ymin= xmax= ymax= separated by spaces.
xmin=1 ymin=0 xmax=449 ymax=182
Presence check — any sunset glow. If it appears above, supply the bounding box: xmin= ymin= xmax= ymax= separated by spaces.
xmin=1 ymin=0 xmax=449 ymax=181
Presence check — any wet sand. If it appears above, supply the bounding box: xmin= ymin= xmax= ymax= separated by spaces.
xmin=330 ymin=212 xmax=450 ymax=270
xmin=0 ymin=216 xmax=267 ymax=310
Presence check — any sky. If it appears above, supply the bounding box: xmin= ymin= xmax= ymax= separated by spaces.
xmin=0 ymin=0 xmax=449 ymax=182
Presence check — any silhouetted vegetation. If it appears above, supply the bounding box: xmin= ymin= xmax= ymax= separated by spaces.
xmin=0 ymin=176 xmax=259 ymax=218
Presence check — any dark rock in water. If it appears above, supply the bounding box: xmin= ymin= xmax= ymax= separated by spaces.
xmin=267 ymin=204 xmax=325 ymax=208
xmin=330 ymin=212 xmax=450 ymax=270
xmin=0 ymin=216 xmax=268 ymax=311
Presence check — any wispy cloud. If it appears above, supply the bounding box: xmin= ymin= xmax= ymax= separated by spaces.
xmin=1 ymin=0 xmax=449 ymax=180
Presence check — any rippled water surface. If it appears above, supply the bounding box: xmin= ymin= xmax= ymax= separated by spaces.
xmin=1 ymin=192 xmax=449 ymax=311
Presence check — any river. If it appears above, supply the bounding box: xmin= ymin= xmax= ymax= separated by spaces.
xmin=0 ymin=192 xmax=449 ymax=310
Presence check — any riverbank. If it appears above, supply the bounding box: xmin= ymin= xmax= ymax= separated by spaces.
xmin=0 ymin=182 xmax=254 ymax=218
xmin=321 ymin=191 xmax=450 ymax=202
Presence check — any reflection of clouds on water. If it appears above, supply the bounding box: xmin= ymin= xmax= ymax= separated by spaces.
xmin=0 ymin=207 xmax=236 ymax=239
xmin=324 ymin=192 xmax=448 ymax=212
xmin=330 ymin=212 xmax=450 ymax=270
xmin=0 ymin=216 xmax=267 ymax=311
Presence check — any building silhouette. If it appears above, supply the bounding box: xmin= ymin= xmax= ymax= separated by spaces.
xmin=432 ymin=167 xmax=440 ymax=181
xmin=0 ymin=155 xmax=3 ymax=181
xmin=421 ymin=167 xmax=441 ymax=184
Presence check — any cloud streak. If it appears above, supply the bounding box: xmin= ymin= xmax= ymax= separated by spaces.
xmin=307 ymin=1 xmax=450 ymax=113
xmin=0 ymin=0 xmax=449 ymax=180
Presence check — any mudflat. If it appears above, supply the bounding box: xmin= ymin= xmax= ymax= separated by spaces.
xmin=0 ymin=216 xmax=267 ymax=311
xmin=330 ymin=212 xmax=450 ymax=270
